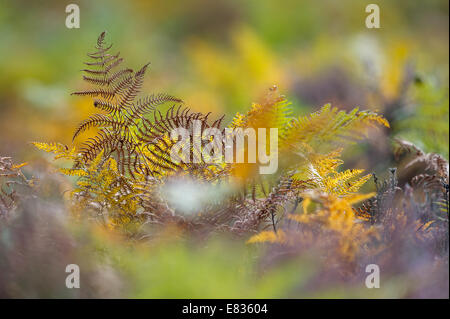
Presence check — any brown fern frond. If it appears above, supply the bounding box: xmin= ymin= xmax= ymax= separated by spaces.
xmin=112 ymin=75 xmax=133 ymax=95
xmin=81 ymin=33 xmax=130 ymax=95
xmin=81 ymin=68 xmax=107 ymax=75
xmin=137 ymin=105 xmax=215 ymax=143
xmin=104 ymin=57 xmax=124 ymax=73
xmin=93 ymin=99 xmax=122 ymax=114
xmin=83 ymin=52 xmax=120 ymax=68
xmin=231 ymin=176 xmax=296 ymax=233
xmin=116 ymin=63 xmax=149 ymax=109
xmin=78 ymin=131 xmax=134 ymax=162
xmin=86 ymin=44 xmax=113 ymax=59
xmin=129 ymin=93 xmax=183 ymax=120
xmin=71 ymin=88 xmax=116 ymax=99
xmin=96 ymin=31 xmax=106 ymax=47
xmin=81 ymin=68 xmax=132 ymax=87
xmin=134 ymin=105 xmax=226 ymax=178
xmin=73 ymin=114 xmax=125 ymax=141
xmin=70 ymin=33 xmax=186 ymax=180
xmin=77 ymin=131 xmax=115 ymax=163
xmin=211 ymin=114 xmax=226 ymax=129
xmin=82 ymin=75 xmax=110 ymax=86
xmin=107 ymin=68 xmax=133 ymax=84
xmin=354 ymin=200 xmax=375 ymax=222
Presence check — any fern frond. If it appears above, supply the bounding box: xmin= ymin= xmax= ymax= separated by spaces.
xmin=129 ymin=93 xmax=183 ymax=119
xmin=97 ymin=31 xmax=106 ymax=48
xmin=323 ymin=169 xmax=371 ymax=195
xmin=282 ymin=104 xmax=389 ymax=154
xmin=111 ymin=75 xmax=133 ymax=95
xmin=73 ymin=114 xmax=125 ymax=141
xmin=309 ymin=148 xmax=344 ymax=177
xmin=77 ymin=130 xmax=121 ymax=162
xmin=59 ymin=168 xmax=88 ymax=177
xmin=71 ymin=88 xmax=116 ymax=99
xmin=137 ymin=105 xmax=221 ymax=143
xmin=82 ymin=68 xmax=132 ymax=86
xmin=93 ymin=99 xmax=122 ymax=114
xmin=83 ymin=51 xmax=120 ymax=67
xmin=31 ymin=142 xmax=76 ymax=160
xmin=231 ymin=86 xmax=293 ymax=136
xmin=116 ymin=63 xmax=149 ymax=109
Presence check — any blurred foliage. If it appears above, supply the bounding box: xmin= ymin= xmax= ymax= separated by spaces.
xmin=395 ymin=82 xmax=449 ymax=159
xmin=117 ymin=239 xmax=312 ymax=298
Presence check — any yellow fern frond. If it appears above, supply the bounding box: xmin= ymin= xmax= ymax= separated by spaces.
xmin=88 ymin=150 xmax=105 ymax=174
xmin=287 ymin=191 xmax=378 ymax=261
xmin=32 ymin=142 xmax=76 ymax=160
xmin=346 ymin=174 xmax=372 ymax=193
xmin=59 ymin=168 xmax=88 ymax=177
xmin=229 ymin=112 xmax=247 ymax=128
xmin=323 ymin=169 xmax=370 ymax=195
xmin=281 ymin=104 xmax=389 ymax=154
xmin=76 ymin=181 xmax=92 ymax=188
xmin=309 ymin=148 xmax=344 ymax=177
xmin=105 ymin=157 xmax=118 ymax=172
xmin=32 ymin=142 xmax=65 ymax=153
